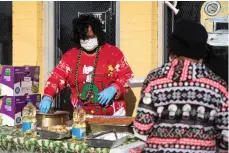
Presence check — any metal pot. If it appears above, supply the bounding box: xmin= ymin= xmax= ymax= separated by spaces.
xmin=36 ymin=110 xmax=69 ymax=127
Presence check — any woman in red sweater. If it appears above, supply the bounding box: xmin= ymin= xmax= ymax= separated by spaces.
xmin=39 ymin=14 xmax=133 ymax=116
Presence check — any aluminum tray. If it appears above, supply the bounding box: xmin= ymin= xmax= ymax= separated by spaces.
xmin=37 ymin=128 xmax=72 ymax=140
xmin=87 ymin=123 xmax=133 ymax=134
xmin=86 ymin=131 xmax=131 ymax=149
xmin=86 ymin=115 xmax=134 ymax=134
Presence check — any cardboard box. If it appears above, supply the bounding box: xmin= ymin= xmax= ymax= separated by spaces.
xmin=0 ymin=94 xmax=41 ymax=126
xmin=0 ymin=65 xmax=40 ymax=96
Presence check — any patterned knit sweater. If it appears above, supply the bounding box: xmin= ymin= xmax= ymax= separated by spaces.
xmin=134 ymin=59 xmax=228 ymax=153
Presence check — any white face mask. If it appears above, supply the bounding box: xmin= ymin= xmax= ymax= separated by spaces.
xmin=80 ymin=37 xmax=98 ymax=51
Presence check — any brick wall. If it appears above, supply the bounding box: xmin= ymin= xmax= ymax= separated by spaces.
xmin=12 ymin=1 xmax=44 ymax=93
xmin=120 ymin=2 xmax=158 ymax=116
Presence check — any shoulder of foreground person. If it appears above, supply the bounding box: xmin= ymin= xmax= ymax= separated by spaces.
xmin=204 ymin=66 xmax=228 ymax=89
xmin=140 ymin=64 xmax=168 ymax=93
xmin=145 ymin=63 xmax=168 ymax=81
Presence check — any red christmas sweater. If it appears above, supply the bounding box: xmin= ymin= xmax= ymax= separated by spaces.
xmin=44 ymin=43 xmax=134 ymax=115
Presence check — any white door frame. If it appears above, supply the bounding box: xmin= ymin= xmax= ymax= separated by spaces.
xmin=157 ymin=1 xmax=165 ymax=67
xmin=43 ymin=1 xmax=55 ymax=83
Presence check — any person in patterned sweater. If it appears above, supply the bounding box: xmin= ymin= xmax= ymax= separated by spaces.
xmin=134 ymin=20 xmax=228 ymax=153
xmin=39 ymin=14 xmax=133 ymax=116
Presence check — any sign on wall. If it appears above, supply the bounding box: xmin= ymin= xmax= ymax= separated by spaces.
xmin=200 ymin=1 xmax=228 ymax=47
xmin=78 ymin=12 xmax=107 ymax=32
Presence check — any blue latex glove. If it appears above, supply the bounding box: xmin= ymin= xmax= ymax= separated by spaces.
xmin=98 ymin=86 xmax=117 ymax=105
xmin=39 ymin=96 xmax=53 ymax=114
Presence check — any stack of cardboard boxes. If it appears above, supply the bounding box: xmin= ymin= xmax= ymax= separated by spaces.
xmin=0 ymin=65 xmax=41 ymax=126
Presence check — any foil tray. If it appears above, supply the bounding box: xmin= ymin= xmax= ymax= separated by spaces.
xmin=87 ymin=123 xmax=133 ymax=135
xmin=86 ymin=130 xmax=131 ymax=149
xmin=37 ymin=127 xmax=72 ymax=140
xmin=86 ymin=115 xmax=134 ymax=134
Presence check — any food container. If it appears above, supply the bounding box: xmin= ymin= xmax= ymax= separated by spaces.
xmin=86 ymin=130 xmax=132 ymax=148
xmin=36 ymin=110 xmax=69 ymax=127
xmin=37 ymin=126 xmax=72 ymax=140
xmin=86 ymin=116 xmax=134 ymax=134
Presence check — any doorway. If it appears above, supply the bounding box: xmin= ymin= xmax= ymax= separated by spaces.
xmin=54 ymin=1 xmax=118 ymax=117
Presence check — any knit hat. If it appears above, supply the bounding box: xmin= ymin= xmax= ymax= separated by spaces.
xmin=168 ymin=20 xmax=208 ymax=60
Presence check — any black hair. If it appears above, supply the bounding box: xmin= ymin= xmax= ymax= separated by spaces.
xmin=72 ymin=14 xmax=106 ymax=48
xmin=204 ymin=45 xmax=228 ymax=83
